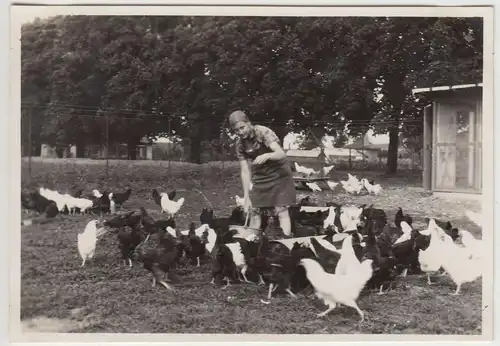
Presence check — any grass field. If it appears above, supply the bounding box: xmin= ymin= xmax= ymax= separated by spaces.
xmin=20 ymin=158 xmax=483 ymax=334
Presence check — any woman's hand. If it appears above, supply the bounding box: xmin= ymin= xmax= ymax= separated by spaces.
xmin=253 ymin=153 xmax=270 ymax=165
xmin=243 ymin=195 xmax=252 ymax=213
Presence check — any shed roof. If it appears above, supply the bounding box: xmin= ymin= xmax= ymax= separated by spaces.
xmin=412 ymin=83 xmax=482 ymax=95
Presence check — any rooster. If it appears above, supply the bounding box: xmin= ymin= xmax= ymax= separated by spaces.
xmin=299 ymin=257 xmax=373 ymax=321
xmin=110 ymin=188 xmax=132 ymax=207
xmin=159 ymin=192 xmax=185 ymax=218
xmin=152 ymin=189 xmax=176 ymax=209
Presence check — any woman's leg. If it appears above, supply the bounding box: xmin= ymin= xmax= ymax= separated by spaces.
xmin=275 ymin=206 xmax=292 ymax=236
xmin=249 ymin=207 xmax=262 ymax=229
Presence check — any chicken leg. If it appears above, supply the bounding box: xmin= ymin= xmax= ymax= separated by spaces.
xmin=377 ymin=285 xmax=385 ymax=295
xmin=345 ymin=301 xmax=365 ymax=323
xmin=81 ymin=259 xmax=86 ymax=267
xmin=241 ymin=267 xmax=252 ymax=283
xmin=257 ymin=274 xmax=265 ymax=285
xmin=450 ymin=284 xmax=461 ymax=295
xmin=267 ymin=283 xmax=274 ymax=300
xmin=426 ymin=273 xmax=433 ymax=285
xmin=286 ymin=288 xmax=298 ymax=299
xmin=317 ymin=303 xmax=336 ymax=317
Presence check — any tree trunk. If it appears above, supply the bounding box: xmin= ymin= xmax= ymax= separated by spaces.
xmin=127 ymin=141 xmax=137 ymax=160
xmin=386 ymin=121 xmax=400 ymax=175
xmin=189 ymin=136 xmax=202 ymax=164
xmin=75 ymin=140 xmax=86 ymax=158
xmin=272 ymin=124 xmax=288 ymax=149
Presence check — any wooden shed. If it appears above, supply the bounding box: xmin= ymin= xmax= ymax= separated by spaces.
xmin=413 ymin=83 xmax=482 ymax=197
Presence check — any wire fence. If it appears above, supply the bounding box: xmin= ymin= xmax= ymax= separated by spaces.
xmin=20 ymin=101 xmax=424 ymax=182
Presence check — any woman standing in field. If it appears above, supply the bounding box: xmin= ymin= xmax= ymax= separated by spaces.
xmin=229 ymin=110 xmax=296 ymax=237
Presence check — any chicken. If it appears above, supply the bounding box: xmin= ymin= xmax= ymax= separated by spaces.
xmin=299 ymin=257 xmax=373 ymax=321
xmin=103 ymin=211 xmax=141 ymax=229
xmin=305 ymin=182 xmax=322 ymax=192
xmin=361 ymin=219 xmax=397 ymax=294
xmin=322 ymin=165 xmax=335 ymax=176
xmin=394 ymin=207 xmax=413 ymax=229
xmin=393 ymin=221 xmax=412 ymax=245
xmin=322 ymin=206 xmax=339 ymax=233
xmin=440 ymin=230 xmax=482 ymax=295
xmin=335 ymin=235 xmax=361 ymax=275
xmin=132 ymin=231 xmax=180 ymax=291
xmin=418 ymin=219 xmax=445 ymax=285
xmin=361 ymin=178 xmax=382 ymax=195
xmin=184 ymin=223 xmax=209 ymax=267
xmin=110 ymin=188 xmax=132 ymax=206
xmin=77 ymin=220 xmax=105 ymax=267
xmin=139 ymin=207 xmax=160 ymax=244
xmin=264 ymin=242 xmax=316 ymax=301
xmin=294 ymin=162 xmax=318 ymax=176
xmin=159 ymin=192 xmax=185 ymax=218
xmin=340 ymin=180 xmax=363 ymax=195
xmin=152 ymin=189 xmax=176 ymax=209
xmin=117 ymin=224 xmax=144 ymax=267
xmin=326 ymin=181 xmax=339 ymax=191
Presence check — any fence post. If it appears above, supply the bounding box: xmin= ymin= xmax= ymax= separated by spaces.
xmin=28 ymin=105 xmax=32 ymax=182
xmin=105 ymin=112 xmax=110 ymax=181
xmin=167 ymin=116 xmax=172 ymax=177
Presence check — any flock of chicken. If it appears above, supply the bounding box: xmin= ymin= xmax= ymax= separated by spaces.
xmin=21 ymin=176 xmax=484 ymax=323
xmin=294 ymin=163 xmax=382 ymax=195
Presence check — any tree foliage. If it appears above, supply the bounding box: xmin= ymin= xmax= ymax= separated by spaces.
xmin=21 ymin=16 xmax=483 ymax=168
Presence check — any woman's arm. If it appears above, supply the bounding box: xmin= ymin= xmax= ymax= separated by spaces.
xmin=240 ymin=160 xmax=252 ymax=196
xmin=253 ymin=142 xmax=286 ymax=165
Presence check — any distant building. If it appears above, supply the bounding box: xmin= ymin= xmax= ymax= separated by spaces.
xmin=345 ymin=132 xmax=388 ymax=163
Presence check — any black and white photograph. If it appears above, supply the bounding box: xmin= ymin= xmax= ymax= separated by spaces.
xmin=11 ymin=3 xmax=494 ymax=342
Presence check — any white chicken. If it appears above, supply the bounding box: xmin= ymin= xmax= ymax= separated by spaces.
xmin=300 ymin=257 xmax=373 ymax=321
xmin=340 ymin=180 xmax=363 ymax=195
xmin=159 ymin=192 xmax=185 ymax=218
xmin=418 ymin=219 xmax=445 ymax=285
xmin=323 ymin=206 xmax=338 ymax=232
xmin=393 ymin=221 xmax=412 ymax=245
xmin=464 ymin=210 xmax=482 ymax=228
xmin=322 ymin=165 xmax=335 ymax=176
xmin=305 ymin=182 xmax=322 ymax=192
xmin=440 ymin=231 xmax=482 ymax=295
xmin=347 ymin=173 xmax=359 ymax=185
xmin=335 ymin=235 xmax=360 ymax=275
xmin=77 ymin=220 xmax=104 ymax=267
xmin=235 ymin=195 xmax=245 ymax=208
xmin=294 ymin=162 xmax=318 ymax=176
xmin=326 ymin=181 xmax=339 ymax=191
xmin=361 ymin=179 xmax=382 ymax=195
xmin=92 ymin=189 xmax=103 ymax=198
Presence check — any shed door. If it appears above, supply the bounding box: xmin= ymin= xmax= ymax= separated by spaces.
xmin=433 ymin=101 xmax=481 ymax=192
